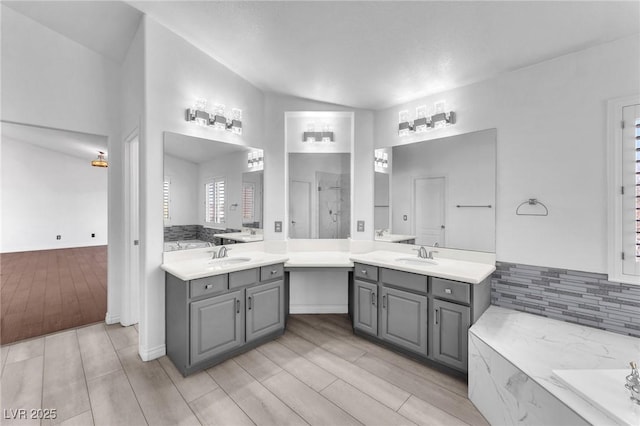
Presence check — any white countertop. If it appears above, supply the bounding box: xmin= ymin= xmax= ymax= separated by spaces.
xmin=285 ymin=251 xmax=354 ymax=268
xmin=161 ymin=251 xmax=288 ymax=281
xmin=213 ymin=232 xmax=264 ymax=243
xmin=349 ymin=250 xmax=495 ymax=284
xmin=470 ymin=306 xmax=640 ymax=426
xmin=374 ymin=233 xmax=415 ymax=243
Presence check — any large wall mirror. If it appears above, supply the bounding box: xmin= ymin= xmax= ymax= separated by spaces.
xmin=375 ymin=128 xmax=496 ymax=252
xmin=163 ymin=131 xmax=264 ymax=250
xmin=285 ymin=111 xmax=353 ymax=239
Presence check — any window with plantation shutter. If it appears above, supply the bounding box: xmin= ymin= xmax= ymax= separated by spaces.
xmin=609 ymin=97 xmax=640 ymax=284
xmin=242 ymin=182 xmax=255 ymax=222
xmin=163 ymin=177 xmax=171 ymax=221
xmin=205 ymin=178 xmax=225 ymax=223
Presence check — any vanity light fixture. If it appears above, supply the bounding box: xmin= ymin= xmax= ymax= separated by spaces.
xmin=303 ymin=122 xmax=334 ymax=143
xmin=185 ymin=99 xmax=243 ymax=135
xmin=398 ymin=102 xmax=456 ymax=136
xmin=247 ymin=149 xmax=264 ymax=170
xmin=91 ymin=151 xmax=108 ymax=168
xmin=374 ymin=149 xmax=389 ymax=169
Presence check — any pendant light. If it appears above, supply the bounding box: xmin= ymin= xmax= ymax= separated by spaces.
xmin=91 ymin=151 xmax=108 ymax=168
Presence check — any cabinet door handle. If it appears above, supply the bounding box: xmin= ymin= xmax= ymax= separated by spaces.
xmin=371 ymin=292 xmax=376 ymax=306
xmin=434 ymin=308 xmax=439 ymax=325
xmin=361 ymin=270 xmax=367 ymax=275
xmin=236 ymin=299 xmax=240 ymax=314
xmin=382 ymin=295 xmax=386 ymax=309
xmin=271 ymin=269 xmax=278 ymax=275
xmin=248 ymin=296 xmax=252 ymax=310
xmin=205 ymin=284 xmax=213 ymax=290
xmin=444 ymin=288 xmax=452 ymax=294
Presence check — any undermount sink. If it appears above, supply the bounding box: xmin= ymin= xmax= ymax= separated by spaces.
xmin=207 ymin=257 xmax=252 ymax=267
xmin=394 ymin=257 xmax=438 ymax=266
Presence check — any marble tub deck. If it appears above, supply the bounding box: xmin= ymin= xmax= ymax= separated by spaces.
xmin=469 ymin=306 xmax=640 ymax=425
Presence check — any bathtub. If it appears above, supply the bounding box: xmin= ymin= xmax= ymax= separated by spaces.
xmin=164 ymin=239 xmax=212 ymax=251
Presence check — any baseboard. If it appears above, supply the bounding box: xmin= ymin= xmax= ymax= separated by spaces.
xmin=104 ymin=312 xmax=120 ymax=325
xmin=139 ymin=344 xmax=166 ymax=361
xmin=289 ymin=304 xmax=348 ymax=314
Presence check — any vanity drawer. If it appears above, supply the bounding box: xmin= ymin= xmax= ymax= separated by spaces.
xmin=380 ymin=268 xmax=428 ymax=294
xmin=431 ymin=277 xmax=470 ymax=305
xmin=354 ymin=263 xmax=378 ymax=282
xmin=190 ymin=275 xmax=228 ymax=299
xmin=261 ymin=264 xmax=284 ymax=281
xmin=229 ymin=268 xmax=259 ymax=289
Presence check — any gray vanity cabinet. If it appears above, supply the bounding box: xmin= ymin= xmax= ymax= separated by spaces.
xmin=166 ymin=263 xmax=285 ymax=376
xmin=352 ymin=262 xmax=491 ymax=375
xmin=190 ymin=290 xmax=243 ymax=365
xmin=431 ymin=298 xmax=469 ymax=371
xmin=379 ymin=286 xmax=428 ymax=354
xmin=246 ymin=280 xmax=285 ymax=342
xmin=353 ymin=280 xmax=378 ymax=335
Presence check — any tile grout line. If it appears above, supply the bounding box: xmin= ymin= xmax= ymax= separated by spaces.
xmin=230 ymin=359 xmax=312 ymax=426
xmin=108 ymin=327 xmax=150 ymax=426
xmin=204 ymin=366 xmax=258 ymax=426
xmin=156 ymin=357 xmax=206 ymax=426
xmin=39 ymin=334 xmax=46 ymax=426
xmin=76 ymin=329 xmax=97 ymax=426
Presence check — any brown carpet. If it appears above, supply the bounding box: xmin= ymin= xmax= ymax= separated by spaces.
xmin=1 ymin=246 xmax=107 ymax=344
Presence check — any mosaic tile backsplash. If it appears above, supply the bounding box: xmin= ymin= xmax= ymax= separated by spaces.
xmin=164 ymin=225 xmax=241 ymax=244
xmin=491 ymin=262 xmax=640 ymax=338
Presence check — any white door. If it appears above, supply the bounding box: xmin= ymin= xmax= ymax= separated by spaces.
xmin=413 ymin=177 xmax=445 ymax=246
xmin=290 ymin=180 xmax=311 ymax=238
xmin=123 ymin=134 xmax=139 ymax=326
xmin=622 ymin=104 xmax=640 ymax=276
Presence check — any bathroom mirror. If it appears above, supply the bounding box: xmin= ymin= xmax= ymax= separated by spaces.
xmin=163 ymin=131 xmax=264 ymax=250
xmin=375 ymin=128 xmax=496 ymax=252
xmin=289 ymin=153 xmax=351 ymax=239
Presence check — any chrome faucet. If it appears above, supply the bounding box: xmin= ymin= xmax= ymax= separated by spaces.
xmin=217 ymin=245 xmax=230 ymax=258
xmin=415 ymin=245 xmax=438 ymax=259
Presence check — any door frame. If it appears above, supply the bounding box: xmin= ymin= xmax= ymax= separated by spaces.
xmin=122 ymin=129 xmax=140 ymax=326
xmin=289 ymin=179 xmax=311 ymax=238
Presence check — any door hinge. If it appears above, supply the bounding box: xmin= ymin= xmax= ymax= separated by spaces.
xmin=622 ymin=252 xmax=625 ymax=261
xmin=621 ymin=186 xmax=625 ymax=195
xmin=621 ymin=120 xmax=625 ymax=129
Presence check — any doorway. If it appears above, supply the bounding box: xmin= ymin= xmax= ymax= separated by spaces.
xmin=413 ymin=176 xmax=446 ymax=246
xmin=290 ymin=180 xmax=311 ymax=238
xmin=0 ymin=122 xmax=109 ymax=344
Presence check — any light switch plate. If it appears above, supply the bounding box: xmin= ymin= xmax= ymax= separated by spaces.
xmin=357 ymin=220 xmax=365 ymax=232
xmin=274 ymin=221 xmax=282 ymax=232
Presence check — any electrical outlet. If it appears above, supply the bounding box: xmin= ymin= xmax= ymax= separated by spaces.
xmin=357 ymin=220 xmax=365 ymax=232
xmin=403 ymin=215 xmax=408 ymax=221
xmin=56 ymin=235 xmax=61 ymax=240
xmin=91 ymin=233 xmax=95 ymax=238
xmin=274 ymin=221 xmax=282 ymax=233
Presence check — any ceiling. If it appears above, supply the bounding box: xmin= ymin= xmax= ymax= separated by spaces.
xmin=4 ymin=1 xmax=639 ymax=110
xmin=2 ymin=122 xmax=109 ymax=161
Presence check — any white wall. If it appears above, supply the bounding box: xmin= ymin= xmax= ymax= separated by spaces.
xmin=1 ymin=139 xmax=108 ymax=252
xmin=164 ymin=154 xmax=198 ymax=226
xmin=375 ymin=34 xmax=640 ymax=273
xmin=391 ymin=129 xmax=496 ymax=252
xmin=141 ymin=17 xmax=265 ymax=359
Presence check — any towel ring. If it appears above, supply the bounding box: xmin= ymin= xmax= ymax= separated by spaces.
xmin=516 ymin=198 xmax=548 ymax=216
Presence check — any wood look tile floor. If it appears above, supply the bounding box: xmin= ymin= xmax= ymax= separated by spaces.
xmin=0 ymin=246 xmax=107 ymax=345
xmin=0 ymin=314 xmax=489 ymax=426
